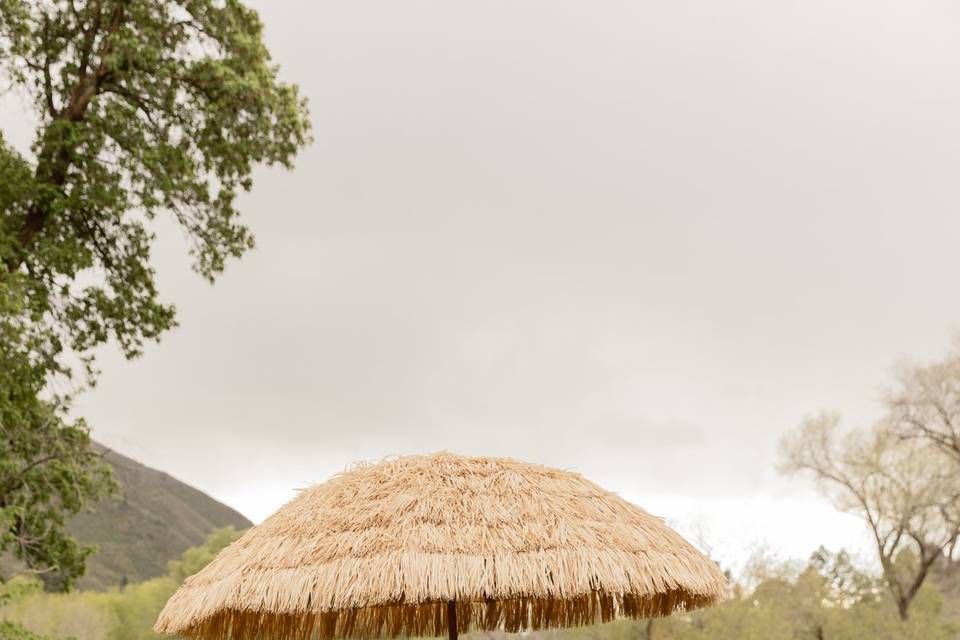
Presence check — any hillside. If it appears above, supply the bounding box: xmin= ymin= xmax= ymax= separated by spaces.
xmin=69 ymin=443 xmax=252 ymax=590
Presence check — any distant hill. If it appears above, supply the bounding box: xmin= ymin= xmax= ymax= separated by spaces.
xmin=69 ymin=443 xmax=252 ymax=590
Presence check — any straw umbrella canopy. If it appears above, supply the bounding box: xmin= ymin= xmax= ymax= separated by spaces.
xmin=155 ymin=452 xmax=726 ymax=640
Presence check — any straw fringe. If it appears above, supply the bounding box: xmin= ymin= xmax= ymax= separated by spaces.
xmin=164 ymin=591 xmax=719 ymax=640
xmin=155 ymin=453 xmax=727 ymax=639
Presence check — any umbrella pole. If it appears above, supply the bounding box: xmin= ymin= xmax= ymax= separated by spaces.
xmin=447 ymin=600 xmax=458 ymax=640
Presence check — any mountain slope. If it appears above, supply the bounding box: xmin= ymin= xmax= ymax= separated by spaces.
xmin=69 ymin=443 xmax=252 ymax=590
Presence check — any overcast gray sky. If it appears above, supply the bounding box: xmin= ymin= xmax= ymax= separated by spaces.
xmin=6 ymin=0 xmax=960 ymax=570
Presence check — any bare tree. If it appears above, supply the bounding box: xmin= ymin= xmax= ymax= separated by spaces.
xmin=779 ymin=413 xmax=960 ymax=620
xmin=887 ymin=344 xmax=960 ymax=466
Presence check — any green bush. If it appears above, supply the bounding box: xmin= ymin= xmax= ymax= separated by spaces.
xmin=0 ymin=620 xmax=62 ymax=640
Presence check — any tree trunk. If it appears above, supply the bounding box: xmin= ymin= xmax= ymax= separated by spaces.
xmin=896 ymin=597 xmax=910 ymax=621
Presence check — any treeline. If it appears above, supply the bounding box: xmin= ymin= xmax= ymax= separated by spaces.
xmin=533 ymin=548 xmax=959 ymax=640
xmin=0 ymin=527 xmax=242 ymax=640
xmin=2 ymin=536 xmax=957 ymax=640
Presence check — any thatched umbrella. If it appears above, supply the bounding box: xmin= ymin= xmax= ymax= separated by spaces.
xmin=155 ymin=453 xmax=726 ymax=640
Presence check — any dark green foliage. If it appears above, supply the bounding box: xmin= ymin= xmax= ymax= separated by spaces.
xmin=0 ymin=416 xmax=114 ymax=591
xmin=0 ymin=0 xmax=309 ymax=590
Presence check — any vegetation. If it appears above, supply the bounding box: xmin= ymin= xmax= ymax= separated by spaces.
xmin=0 ymin=0 xmax=309 ymax=589
xmin=781 ymin=343 xmax=960 ymax=621
xmin=0 ymin=408 xmax=114 ymax=590
xmin=0 ymin=441 xmax=251 ymax=593
xmin=0 ymin=526 xmax=243 ymax=640
xmin=0 ymin=621 xmax=53 ymax=640
xmin=887 ymin=342 xmax=960 ymax=468
xmin=553 ymin=549 xmax=959 ymax=640
xmin=781 ymin=414 xmax=960 ymax=620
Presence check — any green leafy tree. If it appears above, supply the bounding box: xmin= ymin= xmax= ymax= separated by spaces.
xmin=0 ymin=0 xmax=309 ymax=590
xmin=166 ymin=525 xmax=242 ymax=583
xmin=808 ymin=546 xmax=881 ymax=608
xmin=0 ymin=417 xmax=114 ymax=590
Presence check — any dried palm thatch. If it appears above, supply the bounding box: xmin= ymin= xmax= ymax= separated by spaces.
xmin=155 ymin=453 xmax=726 ymax=640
